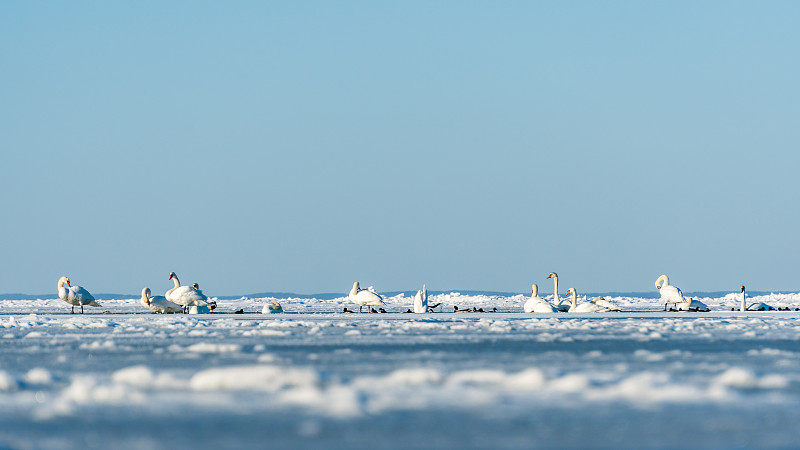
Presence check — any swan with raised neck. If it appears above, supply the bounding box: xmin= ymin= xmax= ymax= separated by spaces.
xmin=165 ymin=272 xmax=209 ymax=313
xmin=740 ymin=285 xmax=747 ymax=312
xmin=547 ymin=272 xmax=569 ymax=312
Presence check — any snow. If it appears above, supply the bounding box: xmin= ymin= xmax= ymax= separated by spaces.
xmin=1 ymin=292 xmax=800 ymax=448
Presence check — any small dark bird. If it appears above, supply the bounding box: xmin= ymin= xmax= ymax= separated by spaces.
xmin=370 ymin=308 xmax=378 ymax=313
xmin=234 ymin=309 xmax=244 ymax=314
xmin=343 ymin=307 xmax=355 ymax=313
xmin=473 ymin=307 xmax=485 ymax=313
xmin=404 ymin=309 xmax=413 ymax=313
xmin=454 ymin=306 xmax=470 ymax=313
xmin=428 ymin=302 xmax=442 ymax=312
xmin=378 ymin=308 xmax=387 ymax=313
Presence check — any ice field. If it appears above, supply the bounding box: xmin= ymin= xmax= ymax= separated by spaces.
xmin=2 ymin=291 xmax=800 ymax=449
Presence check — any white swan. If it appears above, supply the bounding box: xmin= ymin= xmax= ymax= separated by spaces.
xmin=165 ymin=272 xmax=209 ymax=313
xmin=655 ymin=274 xmax=684 ymax=311
xmin=589 ymin=296 xmax=622 ymax=311
xmin=140 ymin=287 xmax=183 ymax=314
xmin=740 ymin=285 xmax=773 ymax=311
xmin=57 ymin=276 xmax=101 ymax=314
xmin=679 ymin=297 xmax=710 ymax=312
xmin=348 ymin=281 xmax=385 ymax=312
xmin=547 ymin=272 xmax=570 ymax=312
xmin=566 ymin=288 xmax=613 ymax=313
xmin=413 ymin=285 xmax=428 ymax=314
xmin=263 ymin=301 xmax=283 ymax=313
xmin=524 ymin=284 xmax=557 ymax=313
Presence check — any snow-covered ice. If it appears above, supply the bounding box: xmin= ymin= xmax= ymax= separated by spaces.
xmin=1 ymin=291 xmax=800 ymax=449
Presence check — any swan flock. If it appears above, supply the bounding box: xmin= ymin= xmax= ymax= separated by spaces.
xmin=53 ymin=274 xmax=777 ymax=314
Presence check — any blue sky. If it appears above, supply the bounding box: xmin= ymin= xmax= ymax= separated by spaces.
xmin=1 ymin=1 xmax=799 ymax=295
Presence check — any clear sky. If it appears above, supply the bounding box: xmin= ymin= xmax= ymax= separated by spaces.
xmin=2 ymin=1 xmax=799 ymax=295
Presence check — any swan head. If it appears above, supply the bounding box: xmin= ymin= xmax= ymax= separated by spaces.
xmin=565 ymin=288 xmax=576 ymax=296
xmin=350 ymin=281 xmax=361 ymax=295
xmin=168 ymin=272 xmax=177 ymax=281
xmin=58 ymin=276 xmax=70 ymax=288
xmin=546 ymin=272 xmax=557 ymax=280
xmin=740 ymin=285 xmax=746 ymax=293
xmin=192 ymin=283 xmax=199 ymax=290
xmin=655 ymin=274 xmax=668 ymax=289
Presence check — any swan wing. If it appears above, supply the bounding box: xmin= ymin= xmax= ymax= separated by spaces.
xmin=413 ymin=290 xmax=425 ymax=313
xmin=168 ymin=285 xmax=208 ymax=306
xmin=572 ymin=302 xmax=610 ymax=313
xmin=350 ymin=290 xmax=385 ymax=306
xmin=524 ymin=296 xmax=557 ymax=313
xmin=148 ymin=296 xmax=183 ymax=313
xmin=659 ymin=284 xmax=684 ymax=303
xmin=67 ymin=285 xmax=100 ymax=305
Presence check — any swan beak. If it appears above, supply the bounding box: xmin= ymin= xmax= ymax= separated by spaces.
xmin=66 ymin=281 xmax=71 ymax=287
xmin=657 ymin=286 xmax=660 ymax=289
xmin=546 ymin=275 xmax=552 ymax=279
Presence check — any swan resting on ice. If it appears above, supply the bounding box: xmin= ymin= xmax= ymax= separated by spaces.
xmin=413 ymin=285 xmax=428 ymax=314
xmin=166 ymin=272 xmax=209 ymax=313
xmin=140 ymin=287 xmax=182 ymax=314
xmin=524 ymin=284 xmax=557 ymax=313
xmin=565 ymin=288 xmax=614 ymax=313
xmin=589 ymin=296 xmax=622 ymax=311
xmin=740 ymin=285 xmax=774 ymax=311
xmin=348 ymin=282 xmax=385 ymax=313
xmin=263 ymin=301 xmax=284 ymax=313
xmin=57 ymin=276 xmax=101 ymax=314
xmin=678 ymin=297 xmax=710 ymax=312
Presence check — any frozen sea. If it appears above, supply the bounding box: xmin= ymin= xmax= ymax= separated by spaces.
xmin=1 ymin=291 xmax=800 ymax=449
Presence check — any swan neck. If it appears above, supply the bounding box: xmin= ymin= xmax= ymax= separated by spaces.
xmin=171 ymin=275 xmax=181 ymax=288
xmin=57 ymin=277 xmax=68 ymax=290
xmin=571 ymin=290 xmax=577 ymax=308
xmin=741 ymin=290 xmax=746 ymax=312
xmin=531 ymin=284 xmax=538 ymax=297
xmin=553 ymin=276 xmax=559 ymax=302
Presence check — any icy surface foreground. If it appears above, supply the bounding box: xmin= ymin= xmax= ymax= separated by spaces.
xmin=1 ymin=303 xmax=800 ymax=448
